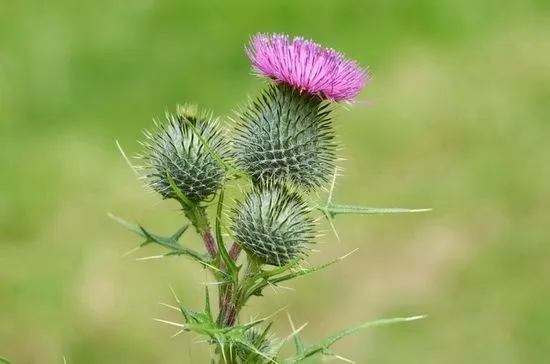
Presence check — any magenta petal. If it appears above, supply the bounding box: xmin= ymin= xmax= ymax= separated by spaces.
xmin=246 ymin=33 xmax=368 ymax=102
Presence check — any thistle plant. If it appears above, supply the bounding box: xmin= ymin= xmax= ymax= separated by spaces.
xmin=113 ymin=33 xmax=429 ymax=363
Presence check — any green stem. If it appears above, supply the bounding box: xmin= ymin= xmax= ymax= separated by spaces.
xmin=184 ymin=204 xmax=217 ymax=260
xmin=217 ymin=244 xmax=243 ymax=327
xmin=188 ymin=205 xmax=229 ymax=329
xmin=222 ymin=257 xmax=262 ymax=327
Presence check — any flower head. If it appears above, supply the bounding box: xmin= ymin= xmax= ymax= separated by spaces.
xmin=233 ymin=83 xmax=336 ymax=190
xmin=246 ymin=33 xmax=368 ymax=102
xmin=231 ymin=183 xmax=314 ymax=266
xmin=139 ymin=105 xmax=227 ymax=204
xmin=235 ymin=327 xmax=277 ymax=363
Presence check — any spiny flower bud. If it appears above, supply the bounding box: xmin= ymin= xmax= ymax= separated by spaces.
xmin=139 ymin=105 xmax=227 ymax=204
xmin=235 ymin=328 xmax=276 ymax=363
xmin=231 ymin=184 xmax=314 ymax=266
xmin=233 ymin=83 xmax=336 ymax=190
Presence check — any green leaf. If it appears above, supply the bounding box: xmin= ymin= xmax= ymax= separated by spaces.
xmin=109 ymin=213 xmax=209 ymax=264
xmin=214 ymin=188 xmax=240 ymax=327
xmin=320 ymin=170 xmax=431 ymax=224
xmin=137 ymin=224 xmax=181 ymax=250
xmin=238 ymin=322 xmax=277 ymax=364
xmin=245 ymin=251 xmax=355 ymax=299
xmin=318 ymin=198 xmax=431 ymax=239
xmin=108 ymin=212 xmax=148 ymax=237
xmin=181 ymin=114 xmax=247 ymax=179
xmin=284 ymin=315 xmax=426 ymax=363
xmin=269 ymin=251 xmax=354 ymax=286
xmin=204 ymin=285 xmax=213 ymax=321
xmin=216 ymin=188 xmax=238 ymax=280
xmin=319 ymin=202 xmax=431 ymax=219
xmin=272 ymin=319 xmax=307 ymax=361
xmin=0 ymin=357 xmax=12 ymax=364
xmin=109 ymin=213 xmax=189 ymax=246
xmin=287 ymin=315 xmax=305 ymax=355
xmin=166 ymin=173 xmax=195 ymax=210
xmin=257 ymin=322 xmax=274 ymax=346
xmin=179 ymin=305 xmax=205 ymax=325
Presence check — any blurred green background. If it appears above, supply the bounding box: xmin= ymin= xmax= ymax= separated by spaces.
xmin=1 ymin=0 xmax=549 ymax=363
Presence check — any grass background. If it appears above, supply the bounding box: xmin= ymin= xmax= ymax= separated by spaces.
xmin=1 ymin=1 xmax=549 ymax=363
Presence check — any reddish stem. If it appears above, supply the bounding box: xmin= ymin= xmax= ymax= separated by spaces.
xmin=218 ymin=243 xmax=242 ymax=326
xmin=223 ymin=294 xmax=237 ymax=327
xmin=228 ymin=242 xmax=242 ymax=262
xmin=201 ymin=229 xmax=217 ymax=259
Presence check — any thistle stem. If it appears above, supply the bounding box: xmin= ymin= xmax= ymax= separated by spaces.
xmin=221 ymin=257 xmax=262 ymax=327
xmin=228 ymin=242 xmax=242 ymax=262
xmin=187 ymin=205 xmax=217 ymax=260
xmin=200 ymin=229 xmax=217 ymax=260
xmin=222 ymin=288 xmax=237 ymax=327
xmin=219 ymin=244 xmax=241 ymax=327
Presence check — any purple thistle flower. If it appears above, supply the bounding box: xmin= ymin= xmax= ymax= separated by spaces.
xmin=246 ymin=33 xmax=368 ymax=102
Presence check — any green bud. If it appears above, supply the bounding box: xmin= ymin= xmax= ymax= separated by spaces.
xmin=235 ymin=327 xmax=276 ymax=363
xmin=231 ymin=184 xmax=314 ymax=266
xmin=233 ymin=83 xmax=336 ymax=190
xmin=139 ymin=105 xmax=227 ymax=204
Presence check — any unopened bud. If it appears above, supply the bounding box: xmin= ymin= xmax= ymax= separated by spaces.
xmin=231 ymin=184 xmax=314 ymax=266
xmin=139 ymin=105 xmax=227 ymax=204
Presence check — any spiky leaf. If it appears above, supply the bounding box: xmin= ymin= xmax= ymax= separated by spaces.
xmin=284 ymin=315 xmax=426 ymax=363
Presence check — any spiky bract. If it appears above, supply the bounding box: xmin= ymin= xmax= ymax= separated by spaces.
xmin=140 ymin=105 xmax=227 ymax=204
xmin=233 ymin=83 xmax=336 ymax=191
xmin=231 ymin=184 xmax=314 ymax=266
xmin=234 ymin=328 xmax=277 ymax=363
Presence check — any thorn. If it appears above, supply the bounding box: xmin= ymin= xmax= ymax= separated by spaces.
xmin=332 ymin=353 xmax=355 ymax=363
xmin=169 ymin=285 xmax=182 ymax=305
xmin=287 ymin=313 xmax=297 ymax=331
xmin=266 ymin=280 xmax=281 ymax=294
xmin=219 ymin=342 xmax=228 ymax=364
xmin=338 ymin=248 xmax=359 ymax=261
xmin=409 ymin=208 xmax=433 ymax=213
xmin=170 ymin=329 xmax=185 ymax=338
xmin=200 ymin=261 xmax=224 ymax=273
xmin=200 ymin=280 xmax=225 ymax=286
xmin=290 ymin=322 xmax=308 ymax=337
xmin=274 ymin=284 xmax=295 ymax=292
xmin=153 ymin=318 xmax=186 ymax=328
xmin=159 ymin=302 xmax=180 ymax=311
xmin=122 ymin=246 xmax=141 ymax=257
xmin=116 ymin=140 xmax=140 ymax=176
xmin=259 ymin=305 xmax=290 ymax=322
xmin=328 ymin=168 xmax=338 ymax=204
xmin=328 ymin=216 xmax=340 ymax=242
xmin=404 ymin=315 xmax=428 ymax=321
xmin=135 ymin=255 xmax=164 ymax=261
